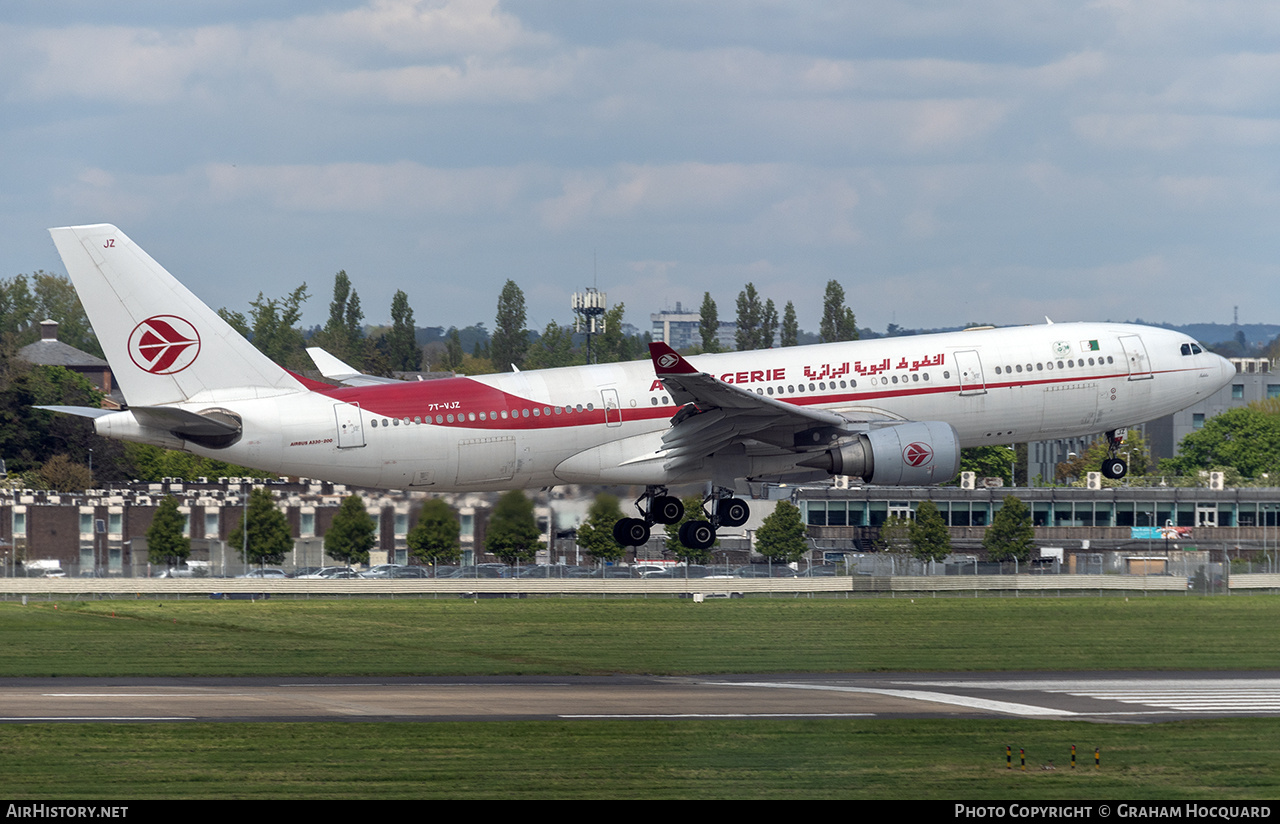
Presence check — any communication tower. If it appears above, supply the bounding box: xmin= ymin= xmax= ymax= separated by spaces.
xmin=572 ymin=288 xmax=607 ymax=363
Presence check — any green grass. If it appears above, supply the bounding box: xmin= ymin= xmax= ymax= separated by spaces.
xmin=5 ymin=596 xmax=1279 ymax=799
xmin=4 ymin=718 xmax=1279 ymax=799
xmin=1 ymin=595 xmax=1277 ymax=676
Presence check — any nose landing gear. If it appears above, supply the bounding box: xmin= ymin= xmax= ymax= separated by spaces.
xmin=1100 ymin=429 xmax=1128 ymax=480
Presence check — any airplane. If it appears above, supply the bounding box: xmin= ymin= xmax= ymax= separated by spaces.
xmin=41 ymin=224 xmax=1235 ymax=549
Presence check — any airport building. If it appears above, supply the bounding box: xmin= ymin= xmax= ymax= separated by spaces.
xmin=4 ymin=474 xmax=1280 ymax=578
xmin=650 ymin=303 xmax=736 ymax=352
xmin=0 ymin=479 xmax=543 ymax=578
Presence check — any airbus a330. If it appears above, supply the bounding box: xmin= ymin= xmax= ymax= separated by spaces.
xmin=42 ymin=225 xmax=1234 ymax=549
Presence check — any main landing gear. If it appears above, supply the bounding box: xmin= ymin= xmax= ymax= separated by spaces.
xmin=613 ymin=486 xmax=751 ymax=550
xmin=612 ymin=486 xmax=683 ymax=547
xmin=1100 ymin=429 xmax=1129 ymax=480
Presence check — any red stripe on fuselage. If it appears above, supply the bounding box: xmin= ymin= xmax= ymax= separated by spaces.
xmin=304 ymin=365 xmax=1181 ymax=431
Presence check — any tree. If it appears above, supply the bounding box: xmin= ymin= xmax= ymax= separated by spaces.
xmin=361 ymin=335 xmax=394 ymax=378
xmin=311 ymin=271 xmax=364 ymax=365
xmin=147 ymin=496 xmax=191 ymax=570
xmin=228 ymin=487 xmax=293 ymax=567
xmin=595 ymin=303 xmax=642 ymax=363
xmin=734 ymin=283 xmax=763 ymax=351
xmin=408 ymin=498 xmax=461 ymax=567
xmin=1160 ymin=406 xmax=1280 ymax=480
xmin=325 ymin=495 xmax=377 ymax=565
xmin=0 ymin=272 xmax=101 ymax=357
xmin=759 ymin=298 xmax=778 ymax=350
xmin=574 ymin=494 xmax=627 ymax=565
xmin=491 ymin=280 xmax=528 ymax=372
xmin=221 ymin=284 xmax=310 ymax=369
xmin=960 ymin=445 xmax=1018 ymax=487
xmin=755 ymin=501 xmax=808 ymax=564
xmin=819 ymin=280 xmax=858 ymax=343
xmin=876 ymin=513 xmax=911 ymax=553
xmin=0 ymin=363 xmax=104 ymax=473
xmin=385 ymin=290 xmax=422 ymax=372
xmin=122 ymin=443 xmax=274 ymax=484
xmin=525 ymin=320 xmax=579 ymax=370
xmin=36 ymin=454 xmax=93 ymax=492
xmin=781 ymin=301 xmax=799 ymax=347
xmin=485 ymin=490 xmax=540 ymax=564
xmin=698 ymin=292 xmax=721 ymax=353
xmin=984 ymin=495 xmax=1035 ymax=563
xmin=443 ymin=328 xmax=465 ymax=372
xmin=908 ymin=500 xmax=951 ymax=563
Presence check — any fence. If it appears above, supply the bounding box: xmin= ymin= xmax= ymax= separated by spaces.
xmin=3 ymin=573 xmax=1278 ymax=599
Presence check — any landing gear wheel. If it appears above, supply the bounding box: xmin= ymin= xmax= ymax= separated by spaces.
xmin=1101 ymin=458 xmax=1127 ymax=480
xmin=613 ymin=518 xmax=651 ymax=547
xmin=716 ymin=497 xmax=750 ymax=527
xmin=651 ymin=495 xmax=684 ymax=525
xmin=678 ymin=520 xmax=717 ymax=550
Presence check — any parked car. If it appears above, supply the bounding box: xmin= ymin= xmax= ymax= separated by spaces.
xmin=296 ymin=566 xmax=358 ymax=579
xmin=236 ymin=568 xmax=288 ymax=579
xmin=360 ymin=564 xmax=405 ymax=578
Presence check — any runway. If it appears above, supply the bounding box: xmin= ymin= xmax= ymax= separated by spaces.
xmin=2 ymin=672 xmax=1279 ymax=723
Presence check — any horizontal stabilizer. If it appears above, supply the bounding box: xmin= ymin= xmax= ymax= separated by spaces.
xmin=34 ymin=405 xmax=113 ymax=419
xmin=306 ymin=347 xmax=402 ymax=386
xmin=38 ymin=404 xmax=242 ymax=449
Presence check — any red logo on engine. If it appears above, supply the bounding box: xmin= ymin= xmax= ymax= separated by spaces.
xmin=128 ymin=315 xmax=201 ymax=375
xmin=903 ymin=442 xmax=933 ymax=467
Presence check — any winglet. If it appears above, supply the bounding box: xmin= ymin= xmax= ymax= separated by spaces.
xmin=649 ymin=342 xmax=699 ymax=376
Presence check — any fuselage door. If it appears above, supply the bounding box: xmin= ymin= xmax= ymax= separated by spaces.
xmin=334 ymin=403 xmax=365 ymax=448
xmin=1119 ymin=335 xmax=1154 ymax=381
xmin=601 ymin=388 xmax=622 ymax=427
xmin=954 ymin=350 xmax=987 ymax=396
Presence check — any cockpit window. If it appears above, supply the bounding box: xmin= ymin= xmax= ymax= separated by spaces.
xmin=1180 ymin=343 xmax=1203 ymax=356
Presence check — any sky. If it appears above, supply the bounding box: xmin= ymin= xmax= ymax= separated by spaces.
xmin=3 ymin=0 xmax=1279 ymax=337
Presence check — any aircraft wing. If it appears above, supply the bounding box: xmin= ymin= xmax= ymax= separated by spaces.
xmin=306 ymin=347 xmax=403 ymax=386
xmin=648 ymin=342 xmax=852 ymax=473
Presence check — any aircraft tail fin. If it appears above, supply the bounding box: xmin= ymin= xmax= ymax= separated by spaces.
xmin=48 ymin=224 xmax=304 ymax=407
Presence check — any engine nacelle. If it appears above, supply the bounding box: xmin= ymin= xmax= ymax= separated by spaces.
xmin=799 ymin=421 xmax=961 ymax=485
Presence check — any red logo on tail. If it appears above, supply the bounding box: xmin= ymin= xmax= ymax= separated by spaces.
xmin=128 ymin=316 xmax=201 ymax=375
xmin=903 ymin=442 xmax=933 ymax=467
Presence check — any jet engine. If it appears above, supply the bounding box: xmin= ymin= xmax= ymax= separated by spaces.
xmin=798 ymin=420 xmax=961 ymax=486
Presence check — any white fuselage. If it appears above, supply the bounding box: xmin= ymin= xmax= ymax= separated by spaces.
xmin=100 ymin=321 xmax=1232 ymax=491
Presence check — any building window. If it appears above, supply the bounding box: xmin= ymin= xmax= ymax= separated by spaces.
xmin=1192 ymin=413 xmax=1205 ymax=429
xmin=1268 ymin=385 xmax=1280 ymax=399
xmin=1232 ymin=385 xmax=1244 ymax=399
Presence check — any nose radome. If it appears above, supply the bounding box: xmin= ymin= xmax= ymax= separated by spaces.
xmin=1216 ymin=355 xmax=1235 ymax=391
